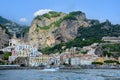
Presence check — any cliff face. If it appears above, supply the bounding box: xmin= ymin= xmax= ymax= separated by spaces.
xmin=0 ymin=24 xmax=10 ymax=49
xmin=28 ymin=11 xmax=99 ymax=49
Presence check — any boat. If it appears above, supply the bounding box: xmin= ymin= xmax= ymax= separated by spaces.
xmin=43 ymin=67 xmax=59 ymax=71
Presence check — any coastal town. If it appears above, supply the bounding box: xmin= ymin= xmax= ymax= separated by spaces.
xmin=0 ymin=1 xmax=120 ymax=80
xmin=0 ymin=33 xmax=120 ymax=69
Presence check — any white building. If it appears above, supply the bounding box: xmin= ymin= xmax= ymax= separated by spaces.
xmin=102 ymin=36 xmax=120 ymax=43
xmin=79 ymin=54 xmax=98 ymax=65
xmin=71 ymin=57 xmax=80 ymax=65
xmin=87 ymin=49 xmax=96 ymax=55
xmin=1 ymin=33 xmax=42 ymax=65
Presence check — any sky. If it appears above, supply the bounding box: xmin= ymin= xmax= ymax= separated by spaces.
xmin=0 ymin=0 xmax=120 ymax=25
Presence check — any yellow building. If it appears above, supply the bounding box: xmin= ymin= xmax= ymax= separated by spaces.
xmin=29 ymin=55 xmax=51 ymax=66
xmin=119 ymin=57 xmax=120 ymax=63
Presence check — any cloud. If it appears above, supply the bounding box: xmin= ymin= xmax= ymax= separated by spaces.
xmin=34 ymin=9 xmax=53 ymax=16
xmin=19 ymin=18 xmax=27 ymax=22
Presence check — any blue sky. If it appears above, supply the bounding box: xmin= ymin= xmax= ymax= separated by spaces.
xmin=0 ymin=0 xmax=120 ymax=25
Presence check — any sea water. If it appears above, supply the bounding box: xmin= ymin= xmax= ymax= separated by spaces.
xmin=0 ymin=69 xmax=120 ymax=80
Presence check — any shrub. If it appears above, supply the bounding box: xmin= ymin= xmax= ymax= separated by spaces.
xmin=4 ymin=52 xmax=11 ymax=60
xmin=49 ymin=11 xmax=61 ymax=17
xmin=36 ymin=24 xmax=50 ymax=30
xmin=54 ymin=18 xmax=63 ymax=27
xmin=63 ymin=14 xmax=76 ymax=20
xmin=69 ymin=11 xmax=83 ymax=16
xmin=35 ymin=16 xmax=42 ymax=20
xmin=104 ymin=60 xmax=119 ymax=64
xmin=39 ymin=26 xmax=50 ymax=30
xmin=43 ymin=13 xmax=51 ymax=19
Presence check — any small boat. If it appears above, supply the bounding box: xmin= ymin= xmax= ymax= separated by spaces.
xmin=43 ymin=67 xmax=59 ymax=71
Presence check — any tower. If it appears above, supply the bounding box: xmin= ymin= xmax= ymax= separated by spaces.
xmin=13 ymin=32 xmax=17 ymax=39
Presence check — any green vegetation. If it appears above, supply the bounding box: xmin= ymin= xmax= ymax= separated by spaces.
xmin=65 ymin=38 xmax=101 ymax=48
xmin=49 ymin=11 xmax=61 ymax=17
xmin=103 ymin=51 xmax=112 ymax=57
xmin=40 ymin=43 xmax=65 ymax=54
xmin=61 ymin=11 xmax=83 ymax=20
xmin=92 ymin=62 xmax=103 ymax=65
xmin=21 ymin=27 xmax=29 ymax=35
xmin=35 ymin=11 xmax=81 ymax=28
xmin=63 ymin=14 xmax=76 ymax=20
xmin=39 ymin=26 xmax=50 ymax=30
xmin=104 ymin=60 xmax=119 ymax=64
xmin=78 ymin=24 xmax=110 ymax=40
xmin=53 ymin=13 xmax=77 ymax=27
xmin=36 ymin=24 xmax=50 ymax=30
xmin=4 ymin=52 xmax=11 ymax=60
xmin=102 ymin=44 xmax=120 ymax=58
xmin=102 ymin=44 xmax=120 ymax=52
xmin=35 ymin=16 xmax=42 ymax=20
xmin=41 ymin=21 xmax=120 ymax=54
xmin=40 ymin=38 xmax=100 ymax=54
xmin=40 ymin=47 xmax=52 ymax=54
xmin=69 ymin=11 xmax=83 ymax=16
xmin=54 ymin=18 xmax=63 ymax=27
xmin=35 ymin=11 xmax=61 ymax=20
xmin=81 ymin=51 xmax=87 ymax=54
xmin=43 ymin=13 xmax=51 ymax=19
xmin=53 ymin=11 xmax=83 ymax=27
xmin=35 ymin=12 xmax=120 ymax=54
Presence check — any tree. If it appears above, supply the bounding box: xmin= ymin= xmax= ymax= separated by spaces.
xmin=104 ymin=60 xmax=119 ymax=64
xmin=4 ymin=52 xmax=11 ymax=60
xmin=103 ymin=51 xmax=111 ymax=57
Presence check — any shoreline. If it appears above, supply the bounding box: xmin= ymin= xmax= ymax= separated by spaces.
xmin=0 ymin=66 xmax=44 ymax=70
xmin=0 ymin=66 xmax=120 ymax=70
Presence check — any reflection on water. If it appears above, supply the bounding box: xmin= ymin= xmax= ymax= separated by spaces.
xmin=0 ymin=69 xmax=120 ymax=80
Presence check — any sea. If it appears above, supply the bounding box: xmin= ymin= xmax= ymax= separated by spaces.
xmin=0 ymin=69 xmax=120 ymax=80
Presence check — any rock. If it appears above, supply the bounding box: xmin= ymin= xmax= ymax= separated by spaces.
xmin=95 ymin=46 xmax=103 ymax=57
xmin=0 ymin=24 xmax=10 ymax=49
xmin=28 ymin=11 xmax=99 ymax=49
xmin=13 ymin=57 xmax=29 ymax=66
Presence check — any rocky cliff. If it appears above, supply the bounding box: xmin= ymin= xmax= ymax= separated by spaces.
xmin=0 ymin=24 xmax=10 ymax=49
xmin=28 ymin=11 xmax=99 ymax=49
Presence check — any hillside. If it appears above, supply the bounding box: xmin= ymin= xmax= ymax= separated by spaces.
xmin=0 ymin=24 xmax=10 ymax=49
xmin=0 ymin=16 xmax=29 ymax=37
xmin=28 ymin=11 xmax=99 ymax=49
xmin=28 ymin=11 xmax=120 ymax=55
xmin=41 ymin=20 xmax=120 ymax=54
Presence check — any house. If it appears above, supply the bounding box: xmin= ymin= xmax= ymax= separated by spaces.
xmin=49 ymin=54 xmax=60 ymax=66
xmin=119 ymin=57 xmax=120 ymax=63
xmin=60 ymin=52 xmax=71 ymax=64
xmin=29 ymin=55 xmax=51 ymax=66
xmin=79 ymin=54 xmax=98 ymax=65
xmin=102 ymin=36 xmax=120 ymax=43
xmin=71 ymin=57 xmax=80 ymax=66
xmin=1 ymin=33 xmax=42 ymax=65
